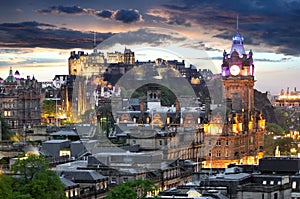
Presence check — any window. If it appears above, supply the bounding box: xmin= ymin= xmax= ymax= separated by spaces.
xmin=216 ymin=150 xmax=221 ymax=157
xmin=225 ymin=149 xmax=229 ymax=157
xmin=250 ymin=136 xmax=254 ymax=144
xmin=132 ymin=140 xmax=136 ymax=144
xmin=111 ymin=177 xmax=117 ymax=183
xmin=225 ymin=139 xmax=229 ymax=146
xmin=262 ymin=181 xmax=267 ymax=185
xmin=208 ymin=140 xmax=211 ymax=146
xmin=208 ymin=150 xmax=212 ymax=157
xmin=159 ymin=140 xmax=162 ymax=145
xmin=216 ymin=140 xmax=221 ymax=146
xmin=292 ymin=181 xmax=297 ymax=189
xmin=277 ymin=181 xmax=281 ymax=185
xmin=270 ymin=180 xmax=274 ymax=185
xmin=274 ymin=193 xmax=278 ymax=199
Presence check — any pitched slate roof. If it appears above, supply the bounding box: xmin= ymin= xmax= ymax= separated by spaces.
xmin=59 ymin=170 xmax=107 ymax=183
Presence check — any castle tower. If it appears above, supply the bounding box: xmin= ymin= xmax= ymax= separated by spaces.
xmin=124 ymin=47 xmax=135 ymax=65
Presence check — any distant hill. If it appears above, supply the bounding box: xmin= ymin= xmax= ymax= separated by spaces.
xmin=254 ymin=89 xmax=277 ymax=123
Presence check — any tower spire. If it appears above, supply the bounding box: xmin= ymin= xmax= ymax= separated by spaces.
xmin=93 ymin=32 xmax=96 ymax=48
xmin=236 ymin=15 xmax=239 ymax=31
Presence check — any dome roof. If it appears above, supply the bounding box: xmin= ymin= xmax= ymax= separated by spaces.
xmin=232 ymin=32 xmax=244 ymax=44
xmin=230 ymin=31 xmax=245 ymax=56
xmin=5 ymin=67 xmax=16 ymax=83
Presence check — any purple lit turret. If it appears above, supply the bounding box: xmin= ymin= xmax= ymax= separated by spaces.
xmin=221 ymin=29 xmax=254 ymax=78
xmin=230 ymin=32 xmax=245 ymax=57
xmin=221 ymin=50 xmax=230 ymax=77
xmin=14 ymin=70 xmax=20 ymax=80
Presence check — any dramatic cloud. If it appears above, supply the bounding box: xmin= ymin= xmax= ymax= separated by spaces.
xmin=181 ymin=41 xmax=221 ymax=52
xmin=147 ymin=7 xmax=191 ymax=27
xmin=95 ymin=10 xmax=113 ymax=18
xmin=114 ymin=9 xmax=142 ymax=23
xmin=97 ymin=28 xmax=187 ymax=49
xmin=148 ymin=0 xmax=300 ymax=56
xmin=0 ymin=21 xmax=114 ymax=49
xmin=37 ymin=6 xmax=143 ymax=23
xmin=37 ymin=5 xmax=85 ymax=14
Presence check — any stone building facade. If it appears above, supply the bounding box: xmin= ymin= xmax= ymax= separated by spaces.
xmin=0 ymin=68 xmax=42 ymax=133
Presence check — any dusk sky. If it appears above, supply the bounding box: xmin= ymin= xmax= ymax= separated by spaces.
xmin=0 ymin=0 xmax=300 ymax=94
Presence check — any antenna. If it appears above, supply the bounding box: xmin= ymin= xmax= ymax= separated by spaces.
xmin=236 ymin=15 xmax=239 ymax=30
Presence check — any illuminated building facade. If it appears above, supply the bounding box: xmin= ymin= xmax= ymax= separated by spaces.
xmin=123 ymin=47 xmax=135 ymax=64
xmin=67 ymin=48 xmax=135 ymax=120
xmin=202 ymin=28 xmax=265 ymax=168
xmin=273 ymin=88 xmax=300 ymax=107
xmin=0 ymin=67 xmax=42 ymax=132
xmin=68 ymin=50 xmax=106 ymax=77
xmin=68 ymin=48 xmax=135 ymax=78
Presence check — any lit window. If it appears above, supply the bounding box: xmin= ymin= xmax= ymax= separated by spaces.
xmin=270 ymin=181 xmax=274 ymax=185
xmin=263 ymin=181 xmax=267 ymax=185
xmin=277 ymin=181 xmax=281 ymax=185
xmin=225 ymin=150 xmax=229 ymax=157
xmin=292 ymin=181 xmax=297 ymax=189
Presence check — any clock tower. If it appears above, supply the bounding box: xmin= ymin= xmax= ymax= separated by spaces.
xmin=221 ymin=30 xmax=255 ymax=116
xmin=202 ymin=26 xmax=265 ymax=168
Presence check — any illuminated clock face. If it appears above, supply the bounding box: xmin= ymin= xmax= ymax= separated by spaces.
xmin=230 ymin=65 xmax=240 ymax=76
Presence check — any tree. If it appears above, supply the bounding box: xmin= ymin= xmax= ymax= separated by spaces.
xmin=8 ymin=154 xmax=66 ymax=199
xmin=0 ymin=174 xmax=14 ymax=199
xmin=275 ymin=137 xmax=296 ymax=156
xmin=18 ymin=170 xmax=66 ymax=199
xmin=160 ymin=86 xmax=176 ymax=106
xmin=267 ymin=123 xmax=285 ymax=135
xmin=11 ymin=154 xmax=49 ymax=182
xmin=264 ymin=135 xmax=276 ymax=156
xmin=106 ymin=182 xmax=137 ymax=199
xmin=0 ymin=170 xmax=66 ymax=199
xmin=106 ymin=179 xmax=158 ymax=199
xmin=41 ymin=100 xmax=56 ymax=117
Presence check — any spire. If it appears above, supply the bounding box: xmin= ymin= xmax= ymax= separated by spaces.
xmin=93 ymin=32 xmax=96 ymax=48
xmin=9 ymin=66 xmax=13 ymax=76
xmin=236 ymin=15 xmax=239 ymax=31
xmin=230 ymin=16 xmax=245 ymax=56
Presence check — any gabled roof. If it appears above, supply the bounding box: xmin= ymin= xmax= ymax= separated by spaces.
xmin=60 ymin=177 xmax=79 ymax=188
xmin=59 ymin=170 xmax=107 ymax=183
